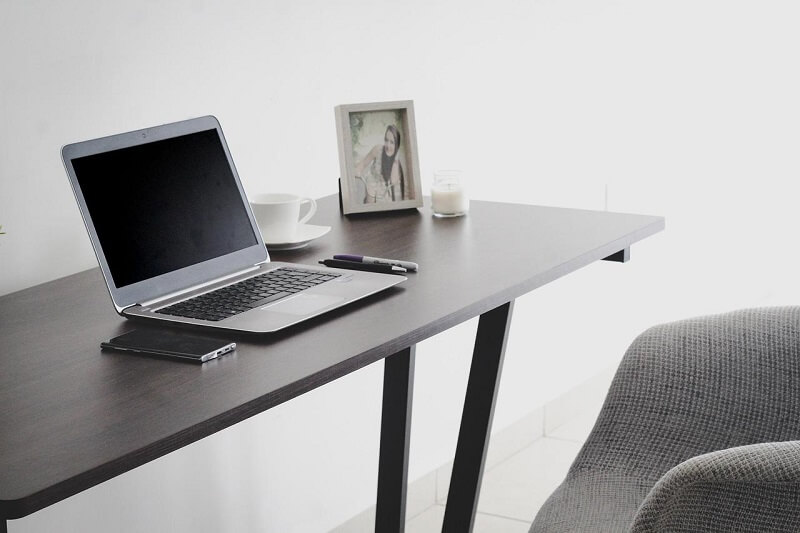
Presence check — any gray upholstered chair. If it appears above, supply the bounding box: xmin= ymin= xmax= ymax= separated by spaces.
xmin=530 ymin=307 xmax=800 ymax=532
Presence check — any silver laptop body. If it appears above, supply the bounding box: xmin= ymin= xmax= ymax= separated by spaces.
xmin=62 ymin=115 xmax=404 ymax=333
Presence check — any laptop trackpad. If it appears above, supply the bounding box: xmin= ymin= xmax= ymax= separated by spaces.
xmin=267 ymin=293 xmax=345 ymax=316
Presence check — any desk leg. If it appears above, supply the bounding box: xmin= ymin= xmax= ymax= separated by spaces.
xmin=376 ymin=346 xmax=416 ymax=532
xmin=2 ymin=519 xmax=6 ymax=533
xmin=442 ymin=301 xmax=514 ymax=532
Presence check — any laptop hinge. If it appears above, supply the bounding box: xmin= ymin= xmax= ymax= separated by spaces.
xmin=139 ymin=264 xmax=263 ymax=308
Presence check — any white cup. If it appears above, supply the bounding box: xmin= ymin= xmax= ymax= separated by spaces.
xmin=250 ymin=193 xmax=317 ymax=242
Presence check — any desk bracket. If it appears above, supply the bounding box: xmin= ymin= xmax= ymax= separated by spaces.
xmin=376 ymin=346 xmax=416 ymax=532
xmin=603 ymin=247 xmax=630 ymax=263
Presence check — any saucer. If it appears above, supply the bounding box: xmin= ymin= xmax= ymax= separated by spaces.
xmin=263 ymin=224 xmax=331 ymax=251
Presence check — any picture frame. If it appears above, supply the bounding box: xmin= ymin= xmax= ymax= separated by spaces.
xmin=335 ymin=100 xmax=423 ymax=214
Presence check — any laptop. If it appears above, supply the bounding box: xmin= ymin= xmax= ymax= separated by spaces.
xmin=61 ymin=115 xmax=405 ymax=333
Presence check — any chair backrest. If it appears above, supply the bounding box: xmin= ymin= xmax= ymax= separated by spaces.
xmin=570 ymin=307 xmax=800 ymax=484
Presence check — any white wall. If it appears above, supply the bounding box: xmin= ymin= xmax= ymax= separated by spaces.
xmin=3 ymin=1 xmax=800 ymax=531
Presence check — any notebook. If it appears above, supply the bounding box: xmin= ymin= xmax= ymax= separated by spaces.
xmin=61 ymin=115 xmax=404 ymax=333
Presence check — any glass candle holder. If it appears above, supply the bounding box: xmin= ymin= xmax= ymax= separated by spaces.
xmin=431 ymin=170 xmax=469 ymax=217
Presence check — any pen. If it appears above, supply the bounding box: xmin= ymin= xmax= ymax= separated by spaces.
xmin=333 ymin=254 xmax=419 ymax=271
xmin=319 ymin=259 xmax=407 ymax=274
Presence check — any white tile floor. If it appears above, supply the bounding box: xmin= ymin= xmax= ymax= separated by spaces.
xmin=404 ymin=406 xmax=601 ymax=532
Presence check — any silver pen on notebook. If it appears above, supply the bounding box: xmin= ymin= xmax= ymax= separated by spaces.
xmin=332 ymin=254 xmax=418 ymax=271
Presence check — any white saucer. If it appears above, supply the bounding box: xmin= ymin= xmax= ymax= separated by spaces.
xmin=264 ymin=224 xmax=331 ymax=251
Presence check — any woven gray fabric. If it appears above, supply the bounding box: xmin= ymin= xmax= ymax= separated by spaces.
xmin=631 ymin=441 xmax=800 ymax=532
xmin=530 ymin=307 xmax=800 ymax=533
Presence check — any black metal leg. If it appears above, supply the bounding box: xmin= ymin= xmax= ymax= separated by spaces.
xmin=603 ymin=247 xmax=630 ymax=263
xmin=376 ymin=346 xmax=416 ymax=532
xmin=442 ymin=301 xmax=514 ymax=532
xmin=2 ymin=519 xmax=6 ymax=533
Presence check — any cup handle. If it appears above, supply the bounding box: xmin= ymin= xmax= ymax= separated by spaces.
xmin=298 ymin=197 xmax=317 ymax=225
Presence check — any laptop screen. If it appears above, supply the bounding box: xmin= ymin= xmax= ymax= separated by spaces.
xmin=71 ymin=128 xmax=258 ymax=288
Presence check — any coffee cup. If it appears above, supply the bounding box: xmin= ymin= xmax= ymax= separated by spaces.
xmin=250 ymin=193 xmax=317 ymax=242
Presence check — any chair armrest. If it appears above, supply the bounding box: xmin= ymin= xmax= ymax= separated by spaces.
xmin=630 ymin=441 xmax=800 ymax=532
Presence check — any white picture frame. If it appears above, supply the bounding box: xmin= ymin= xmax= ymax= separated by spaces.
xmin=335 ymin=100 xmax=423 ymax=214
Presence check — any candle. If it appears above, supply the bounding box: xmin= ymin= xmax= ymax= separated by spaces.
xmin=431 ymin=171 xmax=469 ymax=217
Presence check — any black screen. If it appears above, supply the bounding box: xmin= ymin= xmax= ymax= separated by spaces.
xmin=72 ymin=129 xmax=258 ymax=288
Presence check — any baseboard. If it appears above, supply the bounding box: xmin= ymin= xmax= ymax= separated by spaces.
xmin=543 ymin=365 xmax=616 ymax=435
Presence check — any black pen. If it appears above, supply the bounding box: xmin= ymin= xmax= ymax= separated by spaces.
xmin=319 ymin=259 xmax=407 ymax=274
xmin=333 ymin=254 xmax=419 ymax=271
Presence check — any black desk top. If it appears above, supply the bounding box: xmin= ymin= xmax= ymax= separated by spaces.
xmin=0 ymin=195 xmax=663 ymax=519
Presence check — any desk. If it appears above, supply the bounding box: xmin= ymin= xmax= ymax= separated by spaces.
xmin=0 ymin=196 xmax=663 ymax=532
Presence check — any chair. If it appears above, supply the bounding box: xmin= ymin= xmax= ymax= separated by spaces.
xmin=530 ymin=307 xmax=800 ymax=532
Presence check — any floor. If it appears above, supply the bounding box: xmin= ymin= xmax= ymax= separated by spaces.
xmin=403 ymin=407 xmax=599 ymax=532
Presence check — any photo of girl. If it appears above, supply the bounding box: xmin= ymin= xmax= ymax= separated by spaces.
xmin=351 ymin=112 xmax=411 ymax=204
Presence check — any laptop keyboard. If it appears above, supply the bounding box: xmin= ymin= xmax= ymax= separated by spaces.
xmin=156 ymin=267 xmax=341 ymax=322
